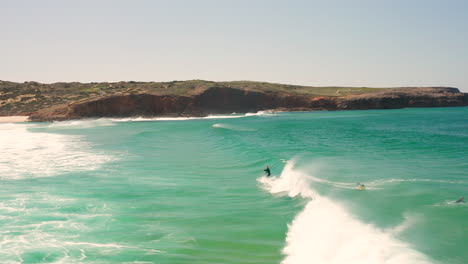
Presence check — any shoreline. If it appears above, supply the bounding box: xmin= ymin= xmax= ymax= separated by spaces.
xmin=2 ymin=105 xmax=467 ymax=123
xmin=0 ymin=116 xmax=30 ymax=123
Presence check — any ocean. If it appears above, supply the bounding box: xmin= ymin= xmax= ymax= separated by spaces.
xmin=0 ymin=107 xmax=467 ymax=264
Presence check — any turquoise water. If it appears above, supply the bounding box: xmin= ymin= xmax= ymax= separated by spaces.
xmin=0 ymin=107 xmax=467 ymax=264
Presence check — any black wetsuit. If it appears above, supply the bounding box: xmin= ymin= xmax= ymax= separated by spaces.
xmin=264 ymin=168 xmax=271 ymax=176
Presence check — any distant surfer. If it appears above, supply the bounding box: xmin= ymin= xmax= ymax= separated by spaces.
xmin=455 ymin=197 xmax=465 ymax=203
xmin=264 ymin=166 xmax=271 ymax=177
xmin=357 ymin=183 xmax=366 ymax=190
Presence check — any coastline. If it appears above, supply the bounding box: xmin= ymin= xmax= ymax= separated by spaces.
xmin=2 ymin=81 xmax=466 ymax=122
xmin=0 ymin=116 xmax=29 ymax=123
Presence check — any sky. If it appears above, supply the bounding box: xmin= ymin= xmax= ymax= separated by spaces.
xmin=1 ymin=0 xmax=467 ymax=91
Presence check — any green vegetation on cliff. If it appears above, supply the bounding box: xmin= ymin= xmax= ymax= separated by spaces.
xmin=0 ymin=80 xmax=387 ymax=116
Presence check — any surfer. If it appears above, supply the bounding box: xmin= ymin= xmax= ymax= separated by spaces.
xmin=455 ymin=197 xmax=465 ymax=203
xmin=264 ymin=166 xmax=271 ymax=177
xmin=357 ymin=183 xmax=366 ymax=190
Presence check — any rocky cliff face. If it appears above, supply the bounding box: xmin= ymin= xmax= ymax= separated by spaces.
xmin=303 ymin=87 xmax=468 ymax=111
xmin=334 ymin=87 xmax=467 ymax=110
xmin=192 ymin=87 xmax=311 ymax=113
xmin=28 ymin=87 xmax=467 ymax=121
xmin=29 ymin=87 xmax=312 ymax=121
xmin=72 ymin=94 xmax=194 ymax=118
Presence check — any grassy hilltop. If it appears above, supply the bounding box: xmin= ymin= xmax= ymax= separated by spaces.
xmin=0 ymin=80 xmax=384 ymax=115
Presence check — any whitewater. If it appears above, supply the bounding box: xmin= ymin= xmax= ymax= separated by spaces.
xmin=0 ymin=107 xmax=466 ymax=263
xmin=259 ymin=160 xmax=430 ymax=264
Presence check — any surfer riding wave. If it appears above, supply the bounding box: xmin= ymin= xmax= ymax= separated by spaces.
xmin=257 ymin=159 xmax=431 ymax=264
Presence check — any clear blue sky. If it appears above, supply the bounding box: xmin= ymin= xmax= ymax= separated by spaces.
xmin=1 ymin=0 xmax=467 ymax=91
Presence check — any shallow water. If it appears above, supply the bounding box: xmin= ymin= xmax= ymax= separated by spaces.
xmin=0 ymin=107 xmax=467 ymax=263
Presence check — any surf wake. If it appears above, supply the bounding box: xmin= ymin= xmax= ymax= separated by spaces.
xmin=366 ymin=178 xmax=464 ymax=186
xmin=258 ymin=160 xmax=431 ymax=264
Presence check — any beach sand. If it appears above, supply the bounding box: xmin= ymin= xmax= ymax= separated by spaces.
xmin=0 ymin=116 xmax=29 ymax=123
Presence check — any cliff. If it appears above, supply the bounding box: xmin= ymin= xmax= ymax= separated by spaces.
xmin=28 ymin=87 xmax=314 ymax=121
xmin=0 ymin=80 xmax=466 ymax=121
xmin=310 ymin=87 xmax=468 ymax=110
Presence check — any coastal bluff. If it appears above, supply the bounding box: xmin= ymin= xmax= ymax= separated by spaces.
xmin=0 ymin=80 xmax=466 ymax=121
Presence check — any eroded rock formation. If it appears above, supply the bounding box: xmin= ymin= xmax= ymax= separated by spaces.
xmin=28 ymin=86 xmax=467 ymax=121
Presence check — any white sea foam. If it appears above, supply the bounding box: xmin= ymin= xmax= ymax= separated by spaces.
xmin=63 ymin=241 xmax=132 ymax=249
xmin=0 ymin=123 xmax=112 ymax=179
xmin=32 ymin=111 xmax=274 ymax=126
xmin=367 ymin=178 xmax=462 ymax=187
xmin=312 ymin=114 xmax=378 ymax=119
xmin=109 ymin=114 xmax=247 ymax=122
xmin=107 ymin=111 xmax=274 ymax=122
xmin=44 ymin=118 xmax=115 ymax=129
xmin=258 ymin=161 xmax=316 ymax=199
xmin=0 ymin=192 xmax=162 ymax=263
xmin=432 ymin=200 xmax=468 ymax=207
xmin=307 ymin=174 xmax=366 ymax=190
xmin=259 ymin=160 xmax=431 ymax=264
xmin=204 ymin=114 xmax=245 ymax=119
xmin=387 ymin=214 xmax=418 ymax=235
xmin=245 ymin=110 xmax=274 ymax=116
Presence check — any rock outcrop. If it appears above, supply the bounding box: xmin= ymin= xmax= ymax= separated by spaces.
xmin=28 ymin=86 xmax=467 ymax=121
xmin=334 ymin=87 xmax=467 ymax=110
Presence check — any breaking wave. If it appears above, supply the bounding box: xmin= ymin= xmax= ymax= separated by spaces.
xmin=29 ymin=111 xmax=276 ymax=128
xmin=43 ymin=118 xmax=115 ymax=129
xmin=109 ymin=111 xmax=274 ymax=122
xmin=245 ymin=110 xmax=275 ymax=116
xmin=258 ymin=160 xmax=431 ymax=264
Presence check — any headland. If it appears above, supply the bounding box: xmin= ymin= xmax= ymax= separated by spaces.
xmin=0 ymin=80 xmax=466 ymax=121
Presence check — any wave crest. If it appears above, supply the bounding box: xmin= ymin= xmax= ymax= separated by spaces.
xmin=259 ymin=160 xmax=431 ymax=264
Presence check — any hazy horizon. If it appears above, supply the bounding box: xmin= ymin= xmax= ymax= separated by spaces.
xmin=2 ymin=0 xmax=467 ymax=91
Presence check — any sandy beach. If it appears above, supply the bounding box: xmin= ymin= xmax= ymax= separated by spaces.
xmin=0 ymin=116 xmax=29 ymax=123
